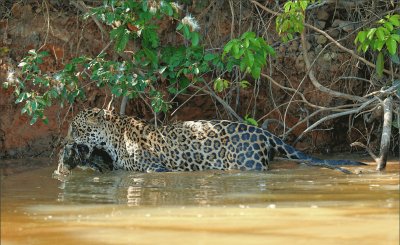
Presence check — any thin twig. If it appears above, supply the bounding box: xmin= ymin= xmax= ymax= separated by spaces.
xmin=295 ymin=97 xmax=378 ymax=143
xmin=70 ymin=0 xmax=108 ymax=41
xmin=350 ymin=142 xmax=378 ymax=160
xmin=38 ymin=0 xmax=50 ymax=51
xmin=191 ymin=84 xmax=242 ymax=121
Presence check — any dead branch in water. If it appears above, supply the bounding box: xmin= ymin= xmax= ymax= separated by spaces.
xmin=376 ymin=97 xmax=393 ymax=170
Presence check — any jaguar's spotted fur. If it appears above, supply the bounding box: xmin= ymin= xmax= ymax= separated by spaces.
xmin=58 ymin=108 xmax=365 ymax=174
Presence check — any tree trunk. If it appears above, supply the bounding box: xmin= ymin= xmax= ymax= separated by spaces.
xmin=120 ymin=96 xmax=128 ymax=116
xmin=376 ymin=96 xmax=393 ymax=171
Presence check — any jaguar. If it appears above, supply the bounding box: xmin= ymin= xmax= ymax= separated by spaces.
xmin=57 ymin=108 xmax=365 ymax=175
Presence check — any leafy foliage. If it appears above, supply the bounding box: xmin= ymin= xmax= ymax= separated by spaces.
xmin=276 ymin=0 xmax=315 ymax=42
xmin=222 ymin=32 xmax=275 ymax=79
xmin=355 ymin=14 xmax=400 ymax=77
xmin=3 ymin=0 xmax=274 ymax=124
xmin=3 ymin=50 xmax=85 ymax=124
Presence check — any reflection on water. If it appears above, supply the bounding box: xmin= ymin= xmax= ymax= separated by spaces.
xmin=1 ymin=158 xmax=399 ymax=245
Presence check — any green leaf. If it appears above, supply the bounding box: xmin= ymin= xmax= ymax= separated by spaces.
xmin=361 ymin=42 xmax=370 ymax=53
xmin=213 ymin=78 xmax=229 ymax=93
xmin=374 ymin=39 xmax=386 ymax=51
xmin=232 ymin=43 xmax=240 ymax=58
xmin=223 ymin=41 xmax=234 ymax=54
xmin=116 ymin=29 xmax=130 ymax=53
xmin=31 ymin=100 xmax=38 ymax=111
xmin=391 ymin=33 xmax=400 ymax=42
xmin=244 ymin=38 xmax=250 ymax=48
xmin=64 ymin=63 xmax=74 ymax=72
xmin=16 ymin=92 xmax=27 ymax=103
xmin=239 ymin=58 xmax=247 ymax=72
xmin=144 ymin=48 xmax=158 ymax=66
xmin=245 ymin=51 xmax=254 ymax=68
xmin=182 ymin=25 xmax=190 ymax=39
xmin=240 ymin=80 xmax=250 ymax=89
xmin=386 ymin=37 xmax=397 ymax=55
xmin=383 ymin=21 xmax=394 ymax=32
xmin=376 ymin=27 xmax=386 ymax=41
xmin=214 ymin=78 xmax=223 ymax=93
xmin=355 ymin=31 xmax=367 ymax=44
xmin=249 ymin=38 xmax=261 ymax=48
xmin=191 ymin=32 xmax=200 ymax=46
xmin=367 ymin=28 xmax=376 ymax=39
xmin=251 ymin=66 xmax=261 ymax=79
xmin=110 ymin=26 xmax=123 ymax=40
xmin=283 ymin=1 xmax=292 ymax=12
xmin=176 ymin=23 xmax=183 ymax=31
xmin=389 ymin=15 xmax=400 ymax=26
xmin=376 ymin=52 xmax=384 ymax=78
xmin=29 ymin=114 xmax=38 ymax=125
xmin=163 ymin=3 xmax=173 ymax=16
xmin=111 ymin=86 xmax=123 ymax=96
xmin=241 ymin=31 xmax=256 ymax=39
xmin=204 ymin=53 xmax=216 ymax=61
xmin=72 ymin=56 xmax=88 ymax=64
xmin=244 ymin=115 xmax=258 ymax=126
xmin=299 ymin=0 xmax=308 ymax=11
xmin=265 ymin=45 xmax=276 ymax=56
xmin=21 ymin=102 xmax=29 ymax=114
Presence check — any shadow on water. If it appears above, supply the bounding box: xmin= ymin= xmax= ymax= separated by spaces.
xmin=1 ymin=157 xmax=399 ymax=245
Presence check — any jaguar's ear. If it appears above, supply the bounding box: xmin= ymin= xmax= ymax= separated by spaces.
xmin=87 ymin=109 xmax=105 ymax=125
xmin=95 ymin=109 xmax=105 ymax=119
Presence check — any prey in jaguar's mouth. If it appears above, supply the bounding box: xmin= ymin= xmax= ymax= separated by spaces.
xmin=56 ymin=143 xmax=114 ymax=175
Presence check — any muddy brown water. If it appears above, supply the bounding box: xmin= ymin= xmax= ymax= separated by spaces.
xmin=1 ymin=158 xmax=399 ymax=245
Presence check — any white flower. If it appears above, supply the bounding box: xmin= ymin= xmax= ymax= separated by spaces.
xmin=148 ymin=0 xmax=159 ymax=14
xmin=149 ymin=6 xmax=157 ymax=14
xmin=181 ymin=14 xmax=200 ymax=31
xmin=6 ymin=68 xmax=16 ymax=84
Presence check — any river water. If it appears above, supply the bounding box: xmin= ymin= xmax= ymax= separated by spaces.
xmin=1 ymin=158 xmax=399 ymax=245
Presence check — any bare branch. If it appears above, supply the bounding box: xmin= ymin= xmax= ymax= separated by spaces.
xmin=295 ymin=97 xmax=378 ymax=143
xmin=191 ymin=85 xmax=242 ymax=121
xmin=300 ymin=32 xmax=367 ymax=102
xmin=350 ymin=142 xmax=378 ymax=161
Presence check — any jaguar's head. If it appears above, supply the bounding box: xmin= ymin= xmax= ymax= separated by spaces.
xmin=57 ymin=108 xmax=114 ymax=174
xmin=67 ymin=108 xmax=110 ymax=146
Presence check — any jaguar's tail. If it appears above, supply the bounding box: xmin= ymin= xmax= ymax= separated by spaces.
xmin=264 ymin=131 xmax=366 ymax=173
